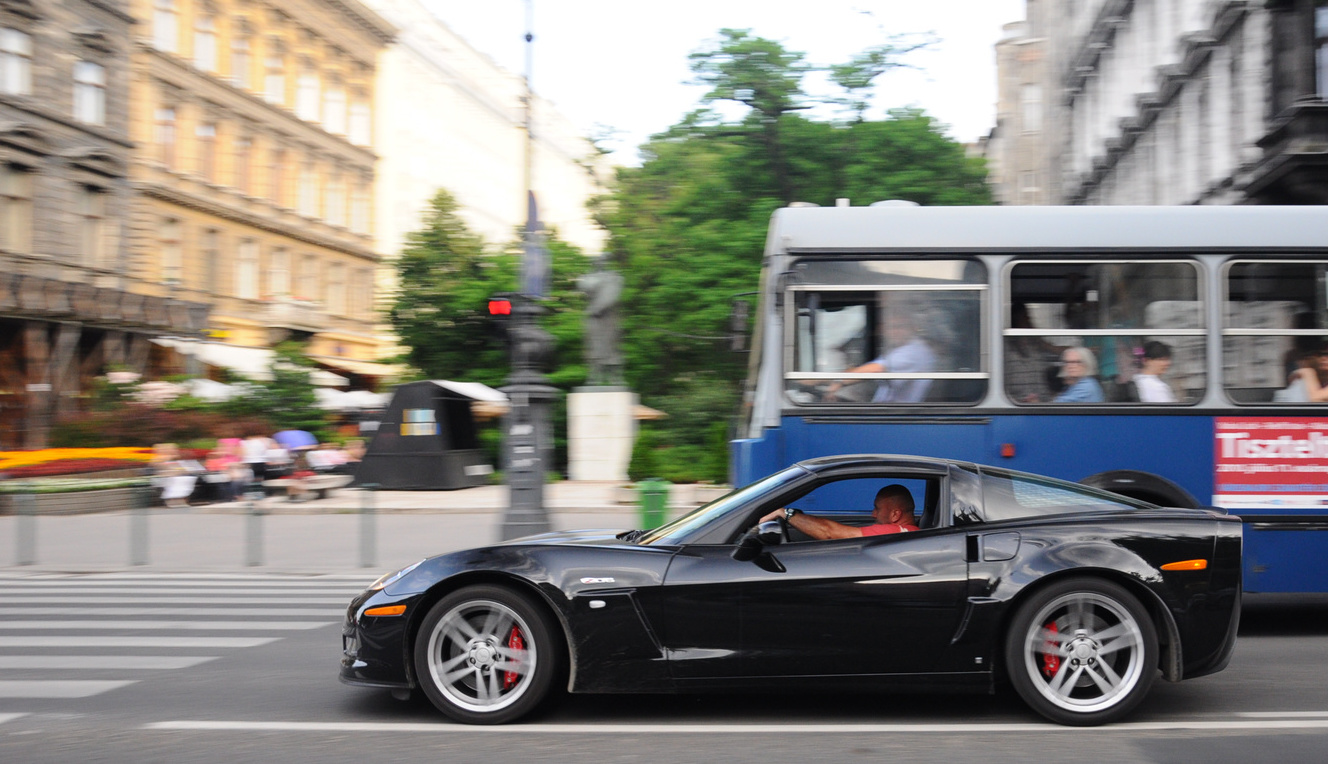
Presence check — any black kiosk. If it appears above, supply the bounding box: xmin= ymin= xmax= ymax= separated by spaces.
xmin=354 ymin=380 xmax=503 ymax=490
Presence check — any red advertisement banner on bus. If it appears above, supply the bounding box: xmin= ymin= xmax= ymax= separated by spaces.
xmin=1214 ymin=417 xmax=1328 ymax=509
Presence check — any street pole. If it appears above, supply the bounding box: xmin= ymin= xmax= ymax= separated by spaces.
xmin=500 ymin=0 xmax=555 ymax=541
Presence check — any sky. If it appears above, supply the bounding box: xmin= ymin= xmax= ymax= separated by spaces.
xmin=419 ymin=0 xmax=1027 ymax=164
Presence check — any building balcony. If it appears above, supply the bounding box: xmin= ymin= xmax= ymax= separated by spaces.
xmin=263 ymin=297 xmax=328 ymax=336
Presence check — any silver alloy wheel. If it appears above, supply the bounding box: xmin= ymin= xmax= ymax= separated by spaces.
xmin=425 ymin=598 xmax=535 ymax=714
xmin=1020 ymin=590 xmax=1146 ymax=714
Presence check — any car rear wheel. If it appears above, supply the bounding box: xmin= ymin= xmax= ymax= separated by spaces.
xmin=1004 ymin=577 xmax=1158 ymax=726
xmin=413 ymin=584 xmax=562 ymax=724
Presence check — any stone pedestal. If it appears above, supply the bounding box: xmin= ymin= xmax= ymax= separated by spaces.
xmin=568 ymin=387 xmax=637 ymax=482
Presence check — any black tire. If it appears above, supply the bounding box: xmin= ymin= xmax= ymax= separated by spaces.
xmin=413 ymin=584 xmax=563 ymax=724
xmin=1004 ymin=577 xmax=1158 ymax=726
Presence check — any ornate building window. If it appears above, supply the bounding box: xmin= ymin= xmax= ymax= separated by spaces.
xmin=1021 ymin=83 xmax=1042 ymax=133
xmin=231 ymin=32 xmax=251 ymax=89
xmin=78 ymin=185 xmax=107 ymax=266
xmin=326 ymin=261 xmax=345 ymax=314
xmin=355 ymin=268 xmax=373 ymax=318
xmin=1 ymin=27 xmax=32 ymax=95
xmin=297 ymin=253 xmax=318 ymax=302
xmin=233 ymin=132 xmax=251 ymax=194
xmin=297 ymin=160 xmax=316 ymax=216
xmin=202 ymin=228 xmax=219 ymax=291
xmin=152 ymin=0 xmax=178 ymax=53
xmin=1318 ymin=0 xmax=1327 ymax=98
xmin=154 ymin=104 xmax=176 ymax=167
xmin=196 ymin=121 xmax=217 ymax=181
xmin=263 ymin=40 xmax=285 ymax=104
xmin=0 ymin=163 xmax=33 ymax=253
xmin=324 ymin=171 xmax=345 ymax=227
xmin=160 ymin=218 xmax=182 ymax=285
xmin=295 ymin=63 xmax=319 ymax=121
xmin=1270 ymin=0 xmax=1328 ymax=112
xmin=323 ymin=77 xmax=346 ymax=135
xmin=236 ymin=239 xmax=259 ymax=299
xmin=193 ymin=11 xmax=217 ymax=72
xmin=350 ymin=178 xmax=369 ymax=234
xmin=269 ymin=247 xmax=289 ymax=296
xmin=348 ymin=93 xmax=371 ymax=146
xmin=269 ymin=145 xmax=285 ymax=205
xmin=73 ymin=61 xmax=106 ymax=125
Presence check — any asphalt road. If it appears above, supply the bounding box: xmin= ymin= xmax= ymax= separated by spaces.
xmin=1 ymin=575 xmax=1327 ymax=764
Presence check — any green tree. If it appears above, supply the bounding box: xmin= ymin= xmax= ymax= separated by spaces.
xmin=389 ymin=190 xmax=518 ymax=388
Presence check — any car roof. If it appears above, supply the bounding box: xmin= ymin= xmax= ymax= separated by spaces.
xmin=796 ymin=454 xmax=972 ymax=473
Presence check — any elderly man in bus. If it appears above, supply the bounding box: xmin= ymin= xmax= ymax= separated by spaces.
xmin=827 ymin=303 xmax=937 ymax=403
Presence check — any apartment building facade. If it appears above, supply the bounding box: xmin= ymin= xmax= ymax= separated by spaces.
xmin=128 ymin=0 xmax=395 ymax=379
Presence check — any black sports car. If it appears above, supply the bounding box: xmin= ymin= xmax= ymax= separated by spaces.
xmin=340 ymin=455 xmax=1241 ymax=726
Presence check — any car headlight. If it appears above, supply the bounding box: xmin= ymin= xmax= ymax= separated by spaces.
xmin=368 ymin=559 xmax=424 ymax=591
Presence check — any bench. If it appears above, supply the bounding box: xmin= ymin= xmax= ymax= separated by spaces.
xmin=264 ymin=474 xmax=353 ymax=501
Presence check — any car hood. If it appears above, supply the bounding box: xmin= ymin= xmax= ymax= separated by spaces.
xmin=500 ymin=528 xmax=636 ymax=546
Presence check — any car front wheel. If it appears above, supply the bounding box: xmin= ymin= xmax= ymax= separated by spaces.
xmin=1004 ymin=577 xmax=1158 ymax=726
xmin=413 ymin=584 xmax=562 ymax=724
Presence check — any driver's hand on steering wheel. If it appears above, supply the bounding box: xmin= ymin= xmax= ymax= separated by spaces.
xmin=760 ymin=508 xmax=788 ymax=524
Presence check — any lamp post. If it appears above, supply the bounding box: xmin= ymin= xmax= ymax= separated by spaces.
xmin=499 ymin=0 xmax=555 ymax=541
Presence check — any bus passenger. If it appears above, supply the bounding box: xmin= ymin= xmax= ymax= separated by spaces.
xmin=761 ymin=485 xmax=918 ymax=540
xmin=1284 ymin=347 xmax=1328 ymax=402
xmin=1053 ymin=347 xmax=1104 ymax=403
xmin=1006 ymin=303 xmax=1062 ymax=402
xmin=1134 ymin=341 xmax=1177 ymax=403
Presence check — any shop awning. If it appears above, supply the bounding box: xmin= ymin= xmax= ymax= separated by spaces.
xmin=152 ymin=339 xmax=347 ymax=387
xmin=309 ymin=355 xmax=408 ymax=378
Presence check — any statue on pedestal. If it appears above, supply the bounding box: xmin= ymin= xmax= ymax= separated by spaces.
xmin=577 ymin=255 xmax=624 ymax=387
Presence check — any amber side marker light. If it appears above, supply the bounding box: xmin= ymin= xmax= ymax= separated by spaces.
xmin=364 ymin=605 xmax=408 ymax=617
xmin=1160 ymin=559 xmax=1208 ymax=571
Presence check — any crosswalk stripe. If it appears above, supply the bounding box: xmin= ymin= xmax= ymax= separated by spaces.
xmin=1 ymin=580 xmax=369 ymax=589
xmin=0 ymin=621 xmax=334 ymax=631
xmin=0 ymin=680 xmax=137 ymax=698
xmin=0 ymin=656 xmax=218 ymax=670
xmin=0 ymin=608 xmax=342 ymax=617
xmin=0 ymin=636 xmax=279 ymax=648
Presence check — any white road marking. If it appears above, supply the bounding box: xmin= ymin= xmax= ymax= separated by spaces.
xmin=0 ymin=713 xmax=27 ymax=725
xmin=0 ymin=680 xmax=137 ymax=698
xmin=0 ymin=621 xmax=333 ymax=631
xmin=0 ymin=637 xmax=278 ymax=648
xmin=1238 ymin=711 xmax=1328 ymax=718
xmin=0 ymin=597 xmax=349 ymax=605
xmin=0 ymin=578 xmax=367 ymax=587
xmin=0 ymin=656 xmax=218 ymax=670
xmin=0 ymin=588 xmax=360 ymax=596
xmin=143 ymin=719 xmax=1328 ymax=734
xmin=0 ymin=607 xmax=342 ymax=617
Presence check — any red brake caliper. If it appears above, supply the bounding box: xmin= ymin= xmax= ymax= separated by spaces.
xmin=502 ymin=626 xmax=524 ymax=690
xmin=1041 ymin=621 xmax=1061 ymax=679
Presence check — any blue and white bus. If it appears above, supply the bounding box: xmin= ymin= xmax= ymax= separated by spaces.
xmin=734 ymin=203 xmax=1328 ymax=594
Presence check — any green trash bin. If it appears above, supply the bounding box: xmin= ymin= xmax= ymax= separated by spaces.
xmin=638 ymin=478 xmax=669 ymax=528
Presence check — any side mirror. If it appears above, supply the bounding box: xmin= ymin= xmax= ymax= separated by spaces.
xmin=732 ymin=530 xmax=764 ymax=562
xmin=755 ymin=519 xmax=784 ymax=545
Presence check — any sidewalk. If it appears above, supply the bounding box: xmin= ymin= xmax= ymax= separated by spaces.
xmin=0 ymin=481 xmax=715 ymax=576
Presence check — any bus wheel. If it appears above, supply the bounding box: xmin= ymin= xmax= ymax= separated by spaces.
xmin=1079 ymin=470 xmax=1200 ymax=509
xmin=1004 ymin=577 xmax=1158 ymax=726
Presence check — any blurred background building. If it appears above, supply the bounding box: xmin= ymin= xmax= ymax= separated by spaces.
xmin=362 ymin=0 xmax=611 ymax=348
xmin=988 ymin=0 xmax=1328 ymax=205
xmin=127 ymin=0 xmax=396 ymax=383
xmin=1 ymin=0 xmax=209 ymax=448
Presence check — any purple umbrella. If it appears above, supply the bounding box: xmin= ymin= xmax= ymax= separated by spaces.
xmin=273 ymin=430 xmax=318 ymax=450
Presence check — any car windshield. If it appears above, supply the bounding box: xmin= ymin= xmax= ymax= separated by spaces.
xmin=636 ymin=466 xmax=807 ymax=546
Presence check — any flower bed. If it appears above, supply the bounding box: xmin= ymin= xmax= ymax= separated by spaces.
xmin=0 ymin=448 xmax=153 ymax=478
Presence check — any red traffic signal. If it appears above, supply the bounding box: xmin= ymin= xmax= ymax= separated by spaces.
xmin=488 ymin=298 xmax=513 ymax=316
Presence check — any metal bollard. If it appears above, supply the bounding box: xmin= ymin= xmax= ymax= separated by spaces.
xmin=15 ymin=487 xmax=36 ymax=566
xmin=129 ymin=483 xmax=151 ymax=566
xmin=245 ymin=498 xmax=266 ymax=567
xmin=360 ymin=483 xmax=378 ymax=569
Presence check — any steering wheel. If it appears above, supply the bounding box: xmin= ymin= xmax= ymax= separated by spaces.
xmin=777 ymin=515 xmax=792 ymax=543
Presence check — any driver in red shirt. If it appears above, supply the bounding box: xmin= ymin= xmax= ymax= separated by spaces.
xmin=761 ymin=484 xmax=918 ymax=540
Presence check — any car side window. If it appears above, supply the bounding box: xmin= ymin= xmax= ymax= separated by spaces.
xmin=979 ymin=468 xmax=1141 ymax=522
xmin=783 ymin=476 xmax=935 ymax=540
